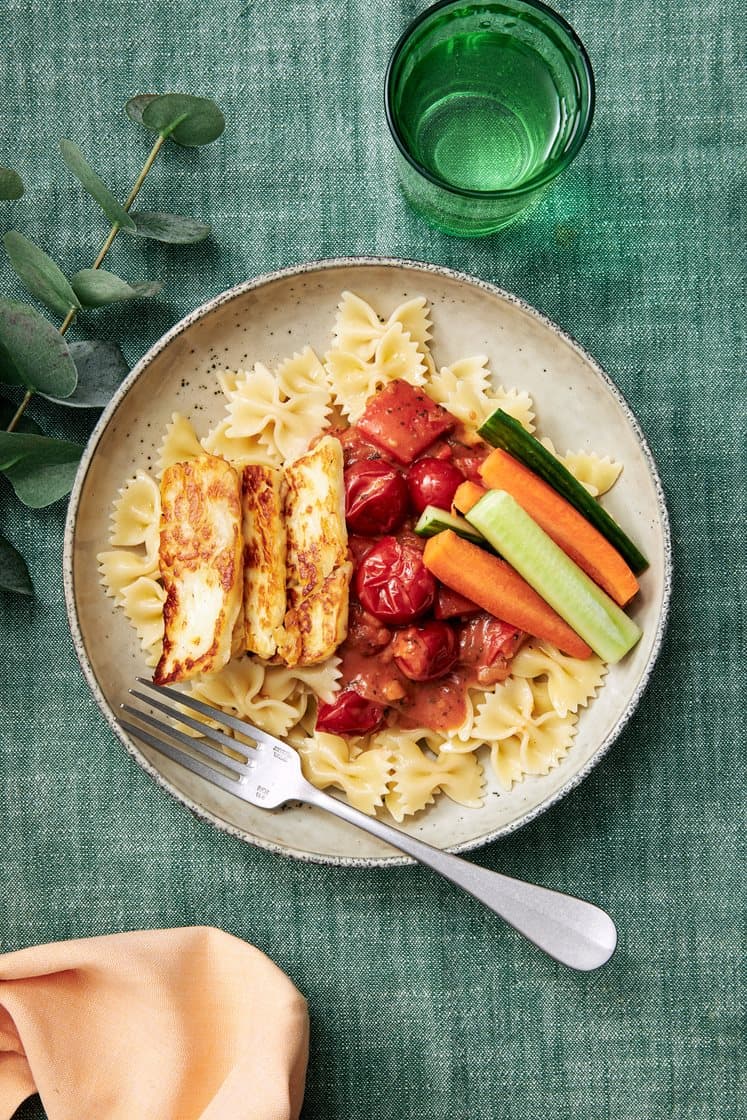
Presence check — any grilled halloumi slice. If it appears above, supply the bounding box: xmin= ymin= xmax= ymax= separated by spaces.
xmin=275 ymin=435 xmax=351 ymax=665
xmin=154 ymin=454 xmax=243 ymax=685
xmin=241 ymin=464 xmax=286 ymax=660
xmin=275 ymin=563 xmax=353 ymax=667
xmin=282 ymin=436 xmax=348 ymax=605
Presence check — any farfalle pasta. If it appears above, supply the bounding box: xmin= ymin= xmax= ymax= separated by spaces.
xmin=325 ymin=321 xmax=427 ymax=422
xmin=156 ymin=413 xmax=205 ymax=476
xmin=539 ymin=437 xmax=622 ymax=497
xmin=333 ymin=290 xmax=435 ymax=373
xmin=100 ymin=290 xmax=632 ymax=821
xmin=296 ymin=731 xmax=393 ymax=815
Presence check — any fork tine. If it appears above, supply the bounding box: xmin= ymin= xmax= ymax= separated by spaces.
xmin=121 ymin=704 xmax=250 ymax=777
xmin=135 ymin=677 xmax=290 ymax=753
xmin=119 ymin=716 xmax=245 ymax=799
xmin=128 ymin=688 xmax=253 ymax=761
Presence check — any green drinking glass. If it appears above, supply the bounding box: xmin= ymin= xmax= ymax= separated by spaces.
xmin=385 ymin=0 xmax=595 ymax=236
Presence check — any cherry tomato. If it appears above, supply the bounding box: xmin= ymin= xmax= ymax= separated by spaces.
xmin=390 ymin=620 xmax=458 ymax=681
xmin=355 ymin=536 xmax=436 ymax=624
xmin=407 ymin=457 xmax=464 ymax=515
xmin=344 ymin=460 xmax=409 ymax=535
xmin=316 ymin=689 xmax=386 ymax=736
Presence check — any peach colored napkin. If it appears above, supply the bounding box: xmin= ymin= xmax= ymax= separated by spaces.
xmin=0 ymin=926 xmax=309 ymax=1120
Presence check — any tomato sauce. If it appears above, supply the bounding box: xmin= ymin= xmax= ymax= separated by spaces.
xmin=319 ymin=380 xmax=522 ymax=739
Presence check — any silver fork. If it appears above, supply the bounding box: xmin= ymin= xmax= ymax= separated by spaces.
xmin=121 ymin=678 xmax=617 ymax=971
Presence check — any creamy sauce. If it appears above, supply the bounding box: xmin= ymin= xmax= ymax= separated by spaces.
xmin=339 ymin=645 xmax=471 ymax=733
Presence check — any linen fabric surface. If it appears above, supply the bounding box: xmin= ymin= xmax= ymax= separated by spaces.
xmin=0 ymin=927 xmax=309 ymax=1120
xmin=1 ymin=2 xmax=743 ymax=1119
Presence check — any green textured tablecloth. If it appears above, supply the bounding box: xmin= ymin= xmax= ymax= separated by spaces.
xmin=1 ymin=2 xmax=744 ymax=1118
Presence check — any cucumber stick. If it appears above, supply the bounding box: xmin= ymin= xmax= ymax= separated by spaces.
xmin=414 ymin=505 xmax=485 ymax=545
xmin=477 ymin=408 xmax=649 ymax=575
xmin=466 ymin=490 xmax=642 ymax=663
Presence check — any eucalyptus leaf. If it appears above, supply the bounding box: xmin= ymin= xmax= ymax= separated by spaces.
xmin=141 ymin=94 xmax=225 ymax=147
xmin=125 ymin=94 xmax=159 ymax=125
xmin=126 ymin=210 xmax=211 ymax=244
xmin=70 ymin=269 xmax=163 ymax=308
xmin=59 ymin=140 xmax=136 ymax=232
xmin=0 ymin=393 xmax=43 ymax=433
xmin=0 ymin=167 xmax=24 ymax=200
xmin=0 ymin=301 xmax=77 ymax=398
xmin=0 ymin=532 xmax=33 ymax=597
xmin=41 ymin=340 xmax=129 ymax=408
xmin=0 ymin=430 xmax=83 ymax=507
xmin=3 ymin=231 xmax=81 ymax=319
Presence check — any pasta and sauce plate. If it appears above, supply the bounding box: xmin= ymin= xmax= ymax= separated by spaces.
xmin=63 ymin=259 xmax=671 ymax=865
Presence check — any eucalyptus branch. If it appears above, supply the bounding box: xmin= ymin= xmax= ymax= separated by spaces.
xmin=20 ymin=134 xmax=167 ymax=417
xmin=0 ymin=93 xmax=225 ymax=597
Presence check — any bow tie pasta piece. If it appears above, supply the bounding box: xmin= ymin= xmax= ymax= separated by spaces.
xmin=184 ymin=655 xmax=340 ymax=742
xmin=120 ymin=576 xmax=166 ymax=667
xmin=220 ymin=351 xmax=331 ymax=464
xmin=325 ymin=321 xmax=427 ymax=422
xmin=98 ymin=546 xmax=159 ymax=605
xmin=333 ymin=291 xmax=435 ymax=373
xmin=426 ymin=356 xmax=496 ymax=428
xmin=486 ymin=384 xmax=536 ymax=433
xmin=156 ymin=413 xmax=205 ymax=477
xmin=538 ymin=437 xmax=623 ymax=497
xmin=380 ymin=731 xmax=485 ymax=822
xmin=109 ymin=470 xmax=161 ymax=553
xmin=297 ymin=732 xmax=393 ymax=816
xmin=98 ymin=470 xmax=161 ymax=605
xmin=473 ymin=677 xmax=578 ymax=790
xmin=276 ymin=347 xmax=330 ymax=399
xmin=511 ymin=640 xmax=608 ymax=718
xmin=202 ymin=419 xmax=282 ymax=468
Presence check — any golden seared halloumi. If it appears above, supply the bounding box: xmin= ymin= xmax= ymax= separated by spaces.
xmin=241 ymin=464 xmax=286 ymax=660
xmin=276 ymin=563 xmax=353 ymax=667
xmin=154 ymin=454 xmax=243 ymax=685
xmin=275 ymin=435 xmax=351 ymax=665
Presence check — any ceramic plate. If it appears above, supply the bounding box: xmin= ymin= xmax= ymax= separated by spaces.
xmin=63 ymin=259 xmax=671 ymax=865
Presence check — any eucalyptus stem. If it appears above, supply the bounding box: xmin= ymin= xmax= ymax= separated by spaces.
xmin=6 ymin=390 xmax=33 ymax=433
xmin=5 ymin=134 xmax=166 ymax=432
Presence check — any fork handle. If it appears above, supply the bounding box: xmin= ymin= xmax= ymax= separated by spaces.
xmin=302 ymin=785 xmax=617 ymax=971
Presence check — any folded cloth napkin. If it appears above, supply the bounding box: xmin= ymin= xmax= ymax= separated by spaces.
xmin=0 ymin=926 xmax=309 ymax=1120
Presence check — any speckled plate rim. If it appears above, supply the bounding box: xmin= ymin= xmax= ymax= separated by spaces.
xmin=63 ymin=256 xmax=672 ymax=867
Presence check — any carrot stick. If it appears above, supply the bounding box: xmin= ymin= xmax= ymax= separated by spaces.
xmin=452 ymin=479 xmax=486 ymax=514
xmin=423 ymin=530 xmax=593 ymax=659
xmin=480 ymin=448 xmax=639 ymax=607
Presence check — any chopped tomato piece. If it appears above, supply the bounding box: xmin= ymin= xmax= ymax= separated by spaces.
xmin=356 ymin=380 xmax=456 ymax=465
xmin=433 ymin=585 xmax=481 ymax=620
xmin=457 ymin=613 xmax=525 ymax=687
xmin=391 ymin=621 xmax=458 ymax=681
xmin=455 ymin=455 xmax=489 ymax=481
xmin=345 ymin=601 xmax=392 ymax=656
